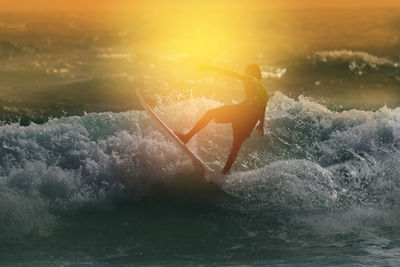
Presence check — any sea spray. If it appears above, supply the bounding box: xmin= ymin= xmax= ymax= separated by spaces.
xmin=0 ymin=92 xmax=400 ymax=242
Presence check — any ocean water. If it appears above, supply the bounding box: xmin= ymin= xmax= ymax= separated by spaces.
xmin=1 ymin=8 xmax=400 ymax=266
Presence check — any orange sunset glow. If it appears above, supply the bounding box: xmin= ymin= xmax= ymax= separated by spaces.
xmin=1 ymin=0 xmax=400 ymax=12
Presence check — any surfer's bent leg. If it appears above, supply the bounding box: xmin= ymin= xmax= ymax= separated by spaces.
xmin=222 ymin=137 xmax=244 ymax=175
xmin=178 ymin=109 xmax=217 ymax=144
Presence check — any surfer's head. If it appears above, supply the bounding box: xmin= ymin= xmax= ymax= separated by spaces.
xmin=245 ymin=64 xmax=262 ymax=80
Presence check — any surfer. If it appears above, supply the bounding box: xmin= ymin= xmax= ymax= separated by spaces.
xmin=176 ymin=64 xmax=268 ymax=175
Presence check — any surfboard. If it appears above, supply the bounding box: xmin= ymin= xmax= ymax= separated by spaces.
xmin=136 ymin=89 xmax=224 ymax=186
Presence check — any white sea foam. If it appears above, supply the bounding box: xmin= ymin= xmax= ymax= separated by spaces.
xmin=97 ymin=53 xmax=133 ymax=62
xmin=314 ymin=50 xmax=397 ymax=67
xmin=1 ymin=92 xmax=400 ymax=240
xmin=224 ymin=159 xmax=338 ymax=211
xmin=261 ymin=65 xmax=287 ymax=79
xmin=313 ymin=50 xmax=399 ymax=74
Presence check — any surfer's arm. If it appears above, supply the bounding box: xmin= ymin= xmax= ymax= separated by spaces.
xmin=198 ymin=64 xmax=246 ymax=81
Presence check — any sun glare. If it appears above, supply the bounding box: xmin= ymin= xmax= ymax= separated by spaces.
xmin=142 ymin=7 xmax=243 ymax=64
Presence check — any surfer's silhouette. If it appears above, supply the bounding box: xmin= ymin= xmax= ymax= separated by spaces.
xmin=176 ymin=64 xmax=268 ymax=175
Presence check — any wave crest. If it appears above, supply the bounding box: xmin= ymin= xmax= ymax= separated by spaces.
xmin=312 ymin=50 xmax=399 ymax=75
xmin=1 ymin=92 xmax=400 ymax=240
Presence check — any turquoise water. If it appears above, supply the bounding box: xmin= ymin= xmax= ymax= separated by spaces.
xmin=1 ymin=9 xmax=400 ymax=266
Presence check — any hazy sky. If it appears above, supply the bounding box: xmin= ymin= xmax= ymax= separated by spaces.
xmin=1 ymin=0 xmax=400 ymax=12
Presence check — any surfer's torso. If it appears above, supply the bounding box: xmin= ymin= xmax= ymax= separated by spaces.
xmin=242 ymin=76 xmax=268 ymax=112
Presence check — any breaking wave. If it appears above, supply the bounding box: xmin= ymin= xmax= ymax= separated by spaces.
xmin=312 ymin=50 xmax=399 ymax=75
xmin=1 ymin=92 xmax=400 ymax=241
